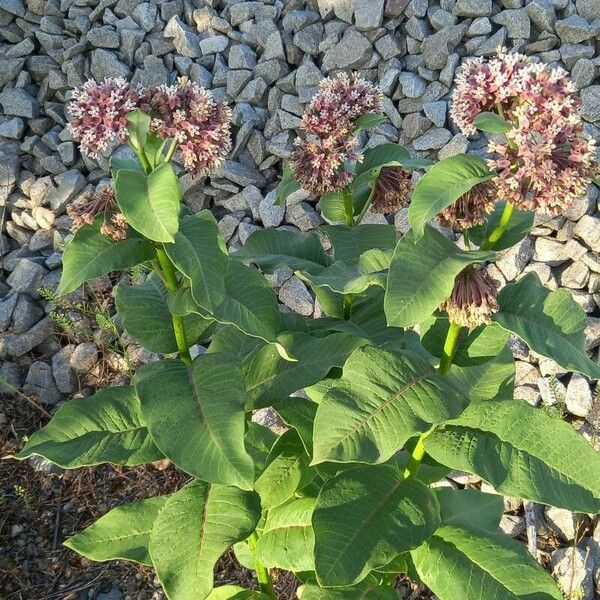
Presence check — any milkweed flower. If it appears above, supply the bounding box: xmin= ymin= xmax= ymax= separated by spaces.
xmin=139 ymin=77 xmax=232 ymax=178
xmin=67 ymin=186 xmax=128 ymax=241
xmin=292 ymin=134 xmax=357 ymax=196
xmin=301 ymin=73 xmax=383 ymax=138
xmin=371 ymin=166 xmax=413 ymax=213
xmin=68 ymin=77 xmax=142 ymax=158
xmin=441 ymin=266 xmax=499 ymax=329
xmin=438 ymin=181 xmax=497 ymax=229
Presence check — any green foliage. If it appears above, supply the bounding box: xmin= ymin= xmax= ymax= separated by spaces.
xmin=14 ymin=97 xmax=600 ymax=600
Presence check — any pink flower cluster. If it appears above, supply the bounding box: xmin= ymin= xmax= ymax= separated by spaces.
xmin=68 ymin=77 xmax=231 ymax=178
xmin=68 ymin=78 xmax=141 ymax=159
xmin=292 ymin=73 xmax=383 ymax=196
xmin=451 ymin=49 xmax=598 ymax=215
xmin=139 ymin=77 xmax=232 ymax=178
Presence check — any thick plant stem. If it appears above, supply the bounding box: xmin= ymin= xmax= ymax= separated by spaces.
xmin=248 ymin=533 xmax=277 ymax=599
xmin=343 ymin=188 xmax=354 ymax=228
xmin=481 ymin=201 xmax=514 ymax=250
xmin=439 ymin=322 xmax=461 ymax=375
xmin=403 ymin=431 xmax=430 ymax=480
xmin=155 ymin=246 xmax=192 ymax=365
xmin=165 ymin=138 xmax=178 ymax=162
xmin=343 ymin=293 xmax=353 ymax=320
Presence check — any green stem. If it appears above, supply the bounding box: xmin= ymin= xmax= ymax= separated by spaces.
xmin=129 ymin=140 xmax=152 ymax=173
xmin=481 ymin=201 xmax=514 ymax=251
xmin=439 ymin=322 xmax=461 ymax=375
xmin=155 ymin=246 xmax=192 ymax=364
xmin=248 ymin=533 xmax=277 ymax=599
xmin=165 ymin=138 xmax=178 ymax=162
xmin=343 ymin=293 xmax=353 ymax=320
xmin=343 ymin=188 xmax=354 ymax=228
xmin=403 ymin=430 xmax=431 ymax=480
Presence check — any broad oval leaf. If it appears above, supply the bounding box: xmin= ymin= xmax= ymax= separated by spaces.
xmin=207 ymin=587 xmax=271 ymax=600
xmin=64 ymin=496 xmax=169 ymax=565
xmin=256 ymin=497 xmax=316 ymax=572
xmin=115 ymin=162 xmax=181 ymax=243
xmin=411 ymin=525 xmax=563 ymax=600
xmin=235 ymin=229 xmax=331 ymax=275
xmin=313 ymin=465 xmax=440 ymax=586
xmin=115 ymin=273 xmax=213 ymax=354
xmin=409 ymin=154 xmax=495 ymax=240
xmin=300 ymin=578 xmax=399 ymax=600
xmin=321 ymin=224 xmax=397 ymax=263
xmin=12 ymin=386 xmax=162 ymax=468
xmin=320 ymin=191 xmax=347 ymax=224
xmin=275 ymin=162 xmax=301 ymax=207
xmin=493 ymin=272 xmax=600 ymax=379
xmin=273 ymin=396 xmax=317 ymax=455
xmin=425 ymin=399 xmax=600 ymax=513
xmin=164 ymin=211 xmax=229 ymax=312
xmin=436 ymin=488 xmax=503 ymax=532
xmin=353 ymin=113 xmax=387 ymax=133
xmin=136 ymin=355 xmax=254 ymax=489
xmin=254 ymin=430 xmax=313 ymax=510
xmin=59 ymin=215 xmax=155 ymax=295
xmin=149 ymin=481 xmax=261 ymax=600
xmin=384 ymin=226 xmax=493 ymax=328
xmin=312 ymin=346 xmax=464 ymax=465
xmin=473 ymin=111 xmax=512 ymax=133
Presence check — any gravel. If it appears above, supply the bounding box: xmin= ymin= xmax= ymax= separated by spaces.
xmin=1 ymin=0 xmax=599 ymax=595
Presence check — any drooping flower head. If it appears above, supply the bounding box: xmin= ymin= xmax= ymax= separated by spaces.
xmin=438 ymin=181 xmax=497 ymax=229
xmin=139 ymin=77 xmax=232 ymax=178
xmin=371 ymin=166 xmax=413 ymax=213
xmin=450 ymin=48 xmax=530 ymax=136
xmin=292 ymin=134 xmax=357 ymax=196
xmin=68 ymin=78 xmax=142 ymax=158
xmin=301 ymin=73 xmax=383 ymax=138
xmin=67 ymin=186 xmax=128 ymax=241
xmin=441 ymin=266 xmax=499 ymax=329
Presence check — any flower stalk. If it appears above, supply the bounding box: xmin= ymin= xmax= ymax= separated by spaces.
xmin=481 ymin=201 xmax=514 ymax=250
xmin=248 ymin=532 xmax=277 ymax=599
xmin=439 ymin=322 xmax=462 ymax=375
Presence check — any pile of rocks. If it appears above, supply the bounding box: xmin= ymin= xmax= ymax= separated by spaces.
xmin=0 ymin=0 xmax=599 ymax=597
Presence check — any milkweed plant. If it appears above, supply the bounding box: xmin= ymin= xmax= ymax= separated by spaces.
xmin=8 ymin=49 xmax=600 ymax=600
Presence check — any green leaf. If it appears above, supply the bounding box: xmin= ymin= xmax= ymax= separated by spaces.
xmin=126 ymin=109 xmax=151 ymax=151
xmin=473 ymin=111 xmax=512 ymax=133
xmin=245 ymin=422 xmax=278 ymax=477
xmin=110 ymin=155 xmax=144 ymax=174
xmin=411 ymin=525 xmax=563 ymax=600
xmin=207 ymin=587 xmax=270 ymax=600
xmin=494 ymin=272 xmax=600 ymax=379
xmin=426 ymin=399 xmax=600 ymax=512
xmin=300 ymin=249 xmax=391 ymax=295
xmin=273 ymin=396 xmax=317 ymax=455
xmin=355 ymin=143 xmax=411 ymax=175
xmin=436 ymin=488 xmax=503 ymax=532
xmin=353 ymin=113 xmax=387 ymax=132
xmin=408 ymin=154 xmax=495 ymax=240
xmin=149 ymin=481 xmax=261 ymax=600
xmin=321 ymin=224 xmax=397 ymax=263
xmin=256 ymin=497 xmax=316 ymax=572
xmin=235 ymin=229 xmax=331 ymax=275
xmin=320 ymin=191 xmax=347 ymax=224
xmin=12 ymin=386 xmax=162 ymax=468
xmin=115 ymin=162 xmax=181 ymax=243
xmin=64 ymin=496 xmax=168 ymax=565
xmin=313 ymin=465 xmax=440 ymax=586
xmin=165 ymin=211 xmax=229 ymax=312
xmin=144 ymin=133 xmax=168 ymax=169
xmin=312 ymin=346 xmax=464 ymax=465
xmin=255 ymin=430 xmax=313 ymax=510
xmin=115 ymin=273 xmax=213 ymax=354
xmin=275 ymin=162 xmax=301 ymax=207
xmin=384 ymin=226 xmax=493 ymax=328
xmin=211 ymin=260 xmax=280 ymax=343
xmin=136 ymin=355 xmax=254 ymax=489
xmin=59 ymin=215 xmax=155 ymax=295
xmin=243 ymin=332 xmax=364 ymax=409
xmin=300 ymin=578 xmax=400 ymax=599
xmin=469 ymin=201 xmax=534 ymax=251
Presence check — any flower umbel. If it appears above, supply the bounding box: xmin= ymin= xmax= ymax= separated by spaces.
xmin=68 ymin=78 xmax=141 ymax=158
xmin=371 ymin=166 xmax=413 ymax=213
xmin=67 ymin=186 xmax=128 ymax=241
xmin=139 ymin=77 xmax=232 ymax=177
xmin=438 ymin=181 xmax=497 ymax=229
xmin=441 ymin=266 xmax=499 ymax=329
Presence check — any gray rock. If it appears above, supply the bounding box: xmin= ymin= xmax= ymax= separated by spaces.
xmin=294 ymin=23 xmax=324 ymax=55
xmin=354 ymin=0 xmax=385 ymax=29
xmin=0 ymin=89 xmax=39 ymax=119
xmin=24 ymin=361 xmax=62 ymax=406
xmin=132 ymin=3 xmax=157 ymax=32
xmin=286 ymin=202 xmax=321 ymax=232
xmin=12 ymin=295 xmax=44 ymax=333
xmin=46 ymin=170 xmax=86 ymax=211
xmin=399 ymin=72 xmax=427 ymax=98
xmin=497 ymin=238 xmax=534 ymax=281
xmin=164 ymin=15 xmax=201 ymax=58
xmin=90 ymin=49 xmax=130 ymax=80
xmin=229 ymin=44 xmax=257 ymax=70
xmin=279 ymin=276 xmax=314 ymax=316
xmin=70 ymin=342 xmax=99 ymax=373
xmin=322 ymin=28 xmax=373 ymax=72
xmin=556 ymin=15 xmax=597 ymax=44
xmin=574 ymin=215 xmax=600 ymax=248
xmin=51 ymin=344 xmax=76 ymax=394
xmin=551 ymin=547 xmax=594 ymax=600
xmin=499 ymin=514 xmax=526 ymax=537
xmin=525 ymin=0 xmax=556 ymax=31
xmin=475 ymin=27 xmax=507 ymax=56
xmin=565 ymin=373 xmax=593 ymax=417
xmin=237 ymin=78 xmax=268 ymax=105
xmin=575 ymin=0 xmax=597 ymax=22
xmin=6 ymin=260 xmax=48 ymax=296
xmin=560 ymin=44 xmax=595 ymax=70
xmin=199 ymin=35 xmax=229 ymax=55
xmin=467 ymin=16 xmax=492 ymax=35
xmin=572 ymin=59 xmax=595 ymax=89
xmin=492 ymin=9 xmax=530 ymax=38
xmin=0 ymin=295 xmax=17 ymax=332
xmin=218 ymin=160 xmax=265 ymax=187
xmin=545 ymin=506 xmax=578 ymax=541
xmin=421 ymin=24 xmax=467 ymax=69
xmin=97 ymin=588 xmax=123 ymax=600
xmin=423 ymin=100 xmax=447 ymax=127
xmin=453 ymin=0 xmax=492 ymax=16
xmin=412 ymin=128 xmax=452 ymax=150
xmin=0 ymin=58 xmax=26 ymax=88
xmin=87 ymin=26 xmax=120 ymax=48
xmin=259 ymin=192 xmax=285 ymax=228
xmin=0 ymin=361 xmax=21 ymax=395
xmin=581 ymin=85 xmax=600 ymax=123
